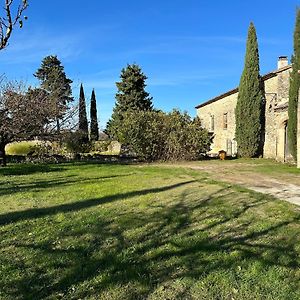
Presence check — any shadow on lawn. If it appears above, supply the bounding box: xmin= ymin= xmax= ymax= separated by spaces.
xmin=0 ymin=161 xmax=125 ymax=176
xmin=0 ymin=163 xmax=65 ymax=176
xmin=0 ymin=180 xmax=195 ymax=226
xmin=1 ymin=181 xmax=299 ymax=299
xmin=0 ymin=173 xmax=134 ymax=197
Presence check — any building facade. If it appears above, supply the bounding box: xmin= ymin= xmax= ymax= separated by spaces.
xmin=196 ymin=57 xmax=294 ymax=162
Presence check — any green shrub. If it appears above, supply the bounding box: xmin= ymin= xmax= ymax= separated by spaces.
xmin=64 ymin=131 xmax=91 ymax=154
xmin=92 ymin=140 xmax=111 ymax=153
xmin=5 ymin=141 xmax=40 ymax=156
xmin=116 ymin=110 xmax=211 ymax=161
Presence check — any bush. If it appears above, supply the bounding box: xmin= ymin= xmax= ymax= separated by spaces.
xmin=115 ymin=110 xmax=211 ymax=161
xmin=92 ymin=140 xmax=111 ymax=153
xmin=64 ymin=131 xmax=91 ymax=154
xmin=116 ymin=110 xmax=166 ymax=161
xmin=165 ymin=110 xmax=211 ymax=160
xmin=5 ymin=141 xmax=39 ymax=156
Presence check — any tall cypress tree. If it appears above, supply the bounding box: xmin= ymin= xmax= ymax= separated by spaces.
xmin=235 ymin=22 xmax=264 ymax=157
xmin=90 ymin=89 xmax=99 ymax=141
xmin=288 ymin=9 xmax=300 ymax=161
xmin=106 ymin=64 xmax=153 ymax=137
xmin=78 ymin=84 xmax=89 ymax=142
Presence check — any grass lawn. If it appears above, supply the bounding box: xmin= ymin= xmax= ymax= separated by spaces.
xmin=0 ymin=162 xmax=299 ymax=299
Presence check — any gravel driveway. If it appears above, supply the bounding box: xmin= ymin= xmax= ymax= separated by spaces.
xmin=173 ymin=160 xmax=300 ymax=206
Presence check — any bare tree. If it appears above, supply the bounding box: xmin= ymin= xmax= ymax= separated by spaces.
xmin=0 ymin=78 xmax=79 ymax=166
xmin=0 ymin=80 xmax=50 ymax=165
xmin=0 ymin=0 xmax=28 ymax=50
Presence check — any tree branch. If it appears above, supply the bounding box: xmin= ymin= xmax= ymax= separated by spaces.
xmin=0 ymin=0 xmax=28 ymax=50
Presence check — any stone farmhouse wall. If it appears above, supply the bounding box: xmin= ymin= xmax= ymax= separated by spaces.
xmin=263 ymin=67 xmax=290 ymax=161
xmin=196 ymin=57 xmax=292 ymax=162
xmin=196 ymin=92 xmax=238 ymax=155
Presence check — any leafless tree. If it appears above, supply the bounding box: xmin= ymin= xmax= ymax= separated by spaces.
xmin=0 ymin=0 xmax=28 ymax=50
xmin=0 ymin=79 xmax=78 ymax=166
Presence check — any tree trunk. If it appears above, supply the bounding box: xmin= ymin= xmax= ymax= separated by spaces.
xmin=56 ymin=117 xmax=60 ymax=134
xmin=0 ymin=143 xmax=7 ymax=167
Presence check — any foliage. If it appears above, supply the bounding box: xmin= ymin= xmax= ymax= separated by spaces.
xmin=0 ymin=0 xmax=28 ymax=50
xmin=115 ymin=63 xmax=153 ymax=112
xmin=78 ymin=84 xmax=88 ymax=143
xmin=117 ymin=110 xmax=210 ymax=161
xmin=164 ymin=110 xmax=210 ymax=160
xmin=288 ymin=9 xmax=300 ymax=161
xmin=64 ymin=131 xmax=91 ymax=154
xmin=34 ymin=55 xmax=73 ymax=133
xmin=5 ymin=141 xmax=40 ymax=156
xmin=90 ymin=89 xmax=99 ymax=141
xmin=0 ymin=81 xmax=55 ymax=165
xmin=0 ymin=163 xmax=299 ymax=299
xmin=107 ymin=64 xmax=153 ymax=137
xmin=91 ymin=140 xmax=111 ymax=153
xmin=117 ymin=110 xmax=166 ymax=160
xmin=235 ymin=22 xmax=264 ymax=158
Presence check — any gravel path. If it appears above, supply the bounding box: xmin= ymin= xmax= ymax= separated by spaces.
xmin=187 ymin=163 xmax=300 ymax=206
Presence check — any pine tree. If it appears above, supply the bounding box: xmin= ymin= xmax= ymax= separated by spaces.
xmin=288 ymin=9 xmax=300 ymax=161
xmin=115 ymin=64 xmax=153 ymax=112
xmin=78 ymin=84 xmax=89 ymax=142
xmin=90 ymin=89 xmax=99 ymax=141
xmin=107 ymin=64 xmax=153 ymax=137
xmin=34 ymin=55 xmax=73 ymax=133
xmin=235 ymin=22 xmax=264 ymax=157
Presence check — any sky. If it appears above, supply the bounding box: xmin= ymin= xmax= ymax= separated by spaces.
xmin=1 ymin=0 xmax=299 ymax=129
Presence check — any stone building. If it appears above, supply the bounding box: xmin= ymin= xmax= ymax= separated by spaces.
xmin=196 ymin=56 xmax=295 ymax=162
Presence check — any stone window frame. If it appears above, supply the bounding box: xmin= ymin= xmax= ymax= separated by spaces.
xmin=210 ymin=115 xmax=215 ymax=132
xmin=223 ymin=112 xmax=228 ymax=130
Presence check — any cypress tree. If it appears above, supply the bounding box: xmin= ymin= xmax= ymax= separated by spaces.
xmin=235 ymin=22 xmax=264 ymax=157
xmin=90 ymin=89 xmax=99 ymax=141
xmin=288 ymin=9 xmax=300 ymax=161
xmin=78 ymin=84 xmax=89 ymax=142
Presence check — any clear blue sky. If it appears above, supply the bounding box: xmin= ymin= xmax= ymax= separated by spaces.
xmin=1 ymin=0 xmax=299 ymax=129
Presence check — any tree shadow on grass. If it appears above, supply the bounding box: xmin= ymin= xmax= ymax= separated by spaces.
xmin=0 ymin=163 xmax=65 ymax=176
xmin=1 ymin=182 xmax=299 ymax=299
xmin=0 ymin=180 xmax=195 ymax=226
xmin=0 ymin=173 xmax=135 ymax=197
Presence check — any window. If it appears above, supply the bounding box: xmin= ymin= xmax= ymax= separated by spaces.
xmin=210 ymin=115 xmax=214 ymax=132
xmin=226 ymin=139 xmax=232 ymax=156
xmin=223 ymin=113 xmax=228 ymax=129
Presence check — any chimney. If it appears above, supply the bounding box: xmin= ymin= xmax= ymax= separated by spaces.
xmin=278 ymin=56 xmax=288 ymax=69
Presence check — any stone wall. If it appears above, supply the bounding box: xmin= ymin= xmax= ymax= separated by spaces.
xmin=197 ymin=92 xmax=238 ymax=155
xmin=263 ymin=68 xmax=290 ymax=161
xmin=197 ymin=66 xmax=292 ymax=160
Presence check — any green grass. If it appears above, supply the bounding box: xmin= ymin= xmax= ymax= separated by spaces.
xmin=251 ymin=159 xmax=300 ymax=175
xmin=0 ymin=162 xmax=299 ymax=299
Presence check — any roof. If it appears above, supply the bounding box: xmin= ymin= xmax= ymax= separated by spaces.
xmin=195 ymin=64 xmax=292 ymax=109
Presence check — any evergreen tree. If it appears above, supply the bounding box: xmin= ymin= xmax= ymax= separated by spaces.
xmin=90 ymin=89 xmax=99 ymax=141
xmin=34 ymin=55 xmax=73 ymax=133
xmin=288 ymin=9 xmax=300 ymax=161
xmin=235 ymin=22 xmax=264 ymax=157
xmin=115 ymin=64 xmax=153 ymax=112
xmin=78 ymin=84 xmax=89 ymax=142
xmin=106 ymin=64 xmax=153 ymax=136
